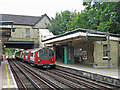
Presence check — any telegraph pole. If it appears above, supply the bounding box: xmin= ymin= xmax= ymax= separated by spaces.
xmin=107 ymin=32 xmax=110 ymax=69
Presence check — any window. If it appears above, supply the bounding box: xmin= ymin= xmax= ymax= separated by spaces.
xmin=25 ymin=29 xmax=30 ymax=38
xmin=49 ymin=49 xmax=54 ymax=58
xmin=30 ymin=53 xmax=34 ymax=57
xmin=25 ymin=52 xmax=28 ymax=59
xmin=103 ymin=44 xmax=108 ymax=57
xmin=37 ymin=49 xmax=54 ymax=59
xmin=26 ymin=53 xmax=28 ymax=56
xmin=37 ymin=49 xmax=44 ymax=58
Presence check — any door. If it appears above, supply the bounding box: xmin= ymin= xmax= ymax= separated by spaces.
xmin=64 ymin=47 xmax=74 ymax=64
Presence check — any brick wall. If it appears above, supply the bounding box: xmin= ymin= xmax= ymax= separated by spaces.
xmin=94 ymin=41 xmax=119 ymax=68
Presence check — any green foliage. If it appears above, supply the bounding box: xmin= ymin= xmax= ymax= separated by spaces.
xmin=48 ymin=10 xmax=76 ymax=35
xmin=48 ymin=2 xmax=120 ymax=35
xmin=5 ymin=48 xmax=15 ymax=55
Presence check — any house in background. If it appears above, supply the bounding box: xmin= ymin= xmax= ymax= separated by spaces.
xmin=39 ymin=29 xmax=55 ymax=48
xmin=1 ymin=13 xmax=50 ymax=49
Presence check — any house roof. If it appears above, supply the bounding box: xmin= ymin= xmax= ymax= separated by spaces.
xmin=0 ymin=13 xmax=50 ymax=25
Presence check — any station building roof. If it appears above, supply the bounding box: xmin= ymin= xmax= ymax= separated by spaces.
xmin=43 ymin=28 xmax=120 ymax=44
xmin=0 ymin=14 xmax=50 ymax=26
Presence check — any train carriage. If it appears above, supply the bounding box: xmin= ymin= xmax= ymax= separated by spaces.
xmin=15 ymin=47 xmax=55 ymax=68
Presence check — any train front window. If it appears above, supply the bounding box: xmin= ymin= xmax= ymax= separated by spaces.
xmin=37 ymin=50 xmax=43 ymax=58
xmin=44 ymin=49 xmax=49 ymax=59
xmin=49 ymin=49 xmax=54 ymax=58
xmin=37 ymin=48 xmax=54 ymax=59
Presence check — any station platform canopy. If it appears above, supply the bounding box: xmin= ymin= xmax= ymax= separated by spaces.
xmin=42 ymin=28 xmax=120 ymax=45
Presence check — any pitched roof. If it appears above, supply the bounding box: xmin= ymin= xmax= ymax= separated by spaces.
xmin=0 ymin=13 xmax=49 ymax=25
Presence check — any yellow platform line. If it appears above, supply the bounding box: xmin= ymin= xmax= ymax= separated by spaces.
xmin=5 ymin=59 xmax=10 ymax=88
xmin=57 ymin=64 xmax=118 ymax=78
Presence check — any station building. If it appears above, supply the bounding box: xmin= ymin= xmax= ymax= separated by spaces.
xmin=1 ymin=14 xmax=50 ymax=49
xmin=43 ymin=28 xmax=120 ymax=68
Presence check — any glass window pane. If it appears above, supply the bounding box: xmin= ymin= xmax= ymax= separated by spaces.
xmin=37 ymin=50 xmax=43 ymax=58
xmin=26 ymin=29 xmax=30 ymax=38
xmin=103 ymin=44 xmax=108 ymax=57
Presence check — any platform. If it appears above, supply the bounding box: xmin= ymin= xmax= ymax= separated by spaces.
xmin=56 ymin=62 xmax=120 ymax=87
xmin=0 ymin=59 xmax=18 ymax=89
xmin=56 ymin=62 xmax=119 ymax=78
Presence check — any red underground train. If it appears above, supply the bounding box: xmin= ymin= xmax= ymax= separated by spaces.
xmin=15 ymin=47 xmax=56 ymax=68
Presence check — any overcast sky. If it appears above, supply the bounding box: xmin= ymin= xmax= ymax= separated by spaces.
xmin=0 ymin=0 xmax=85 ymax=18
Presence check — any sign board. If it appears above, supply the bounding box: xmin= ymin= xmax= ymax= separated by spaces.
xmin=0 ymin=25 xmax=12 ymax=28
xmin=82 ymin=51 xmax=87 ymax=60
xmin=0 ymin=21 xmax=13 ymax=38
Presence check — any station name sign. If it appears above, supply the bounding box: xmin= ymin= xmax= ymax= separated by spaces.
xmin=0 ymin=25 xmax=12 ymax=28
xmin=0 ymin=21 xmax=13 ymax=29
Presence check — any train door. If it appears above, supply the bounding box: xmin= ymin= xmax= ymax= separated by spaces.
xmin=20 ymin=52 xmax=23 ymax=58
xmin=30 ymin=51 xmax=35 ymax=63
xmin=25 ymin=51 xmax=28 ymax=61
xmin=23 ymin=51 xmax=26 ymax=60
xmin=28 ymin=50 xmax=31 ymax=62
xmin=21 ymin=52 xmax=24 ymax=60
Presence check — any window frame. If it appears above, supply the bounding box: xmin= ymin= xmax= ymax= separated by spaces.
xmin=25 ymin=28 xmax=30 ymax=38
xmin=103 ymin=44 xmax=109 ymax=59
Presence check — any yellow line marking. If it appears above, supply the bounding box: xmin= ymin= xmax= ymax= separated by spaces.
xmin=5 ymin=59 xmax=10 ymax=88
xmin=57 ymin=64 xmax=118 ymax=78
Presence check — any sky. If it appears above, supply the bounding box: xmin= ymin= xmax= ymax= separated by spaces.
xmin=0 ymin=0 xmax=85 ymax=18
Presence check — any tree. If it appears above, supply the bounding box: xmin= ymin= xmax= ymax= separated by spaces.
xmin=82 ymin=1 xmax=120 ymax=34
xmin=48 ymin=2 xmax=120 ymax=35
xmin=48 ymin=10 xmax=75 ymax=35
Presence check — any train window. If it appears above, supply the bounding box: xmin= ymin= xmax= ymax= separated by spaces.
xmin=30 ymin=53 xmax=33 ymax=57
xmin=37 ymin=50 xmax=43 ymax=58
xmin=26 ymin=53 xmax=28 ymax=56
xmin=49 ymin=49 xmax=54 ymax=58
xmin=44 ymin=49 xmax=49 ymax=59
xmin=21 ymin=53 xmax=24 ymax=58
xmin=25 ymin=52 xmax=28 ymax=59
xmin=37 ymin=48 xmax=54 ymax=59
xmin=44 ymin=49 xmax=48 ymax=55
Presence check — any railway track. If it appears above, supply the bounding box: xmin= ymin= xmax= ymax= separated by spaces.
xmin=55 ymin=68 xmax=120 ymax=89
xmin=15 ymin=60 xmax=119 ymax=90
xmin=9 ymin=60 xmax=41 ymax=89
xmin=9 ymin=60 xmax=63 ymax=90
